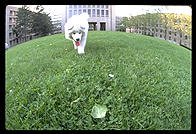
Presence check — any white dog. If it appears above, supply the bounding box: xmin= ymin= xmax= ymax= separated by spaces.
xmin=64 ymin=13 xmax=89 ymax=54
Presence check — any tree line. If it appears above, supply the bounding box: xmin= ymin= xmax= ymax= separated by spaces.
xmin=13 ymin=5 xmax=55 ymax=43
xmin=119 ymin=12 xmax=192 ymax=39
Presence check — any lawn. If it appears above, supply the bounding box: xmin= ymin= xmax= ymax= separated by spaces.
xmin=5 ymin=31 xmax=192 ymax=130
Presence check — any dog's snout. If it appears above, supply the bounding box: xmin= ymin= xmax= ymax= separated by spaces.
xmin=76 ymin=38 xmax=80 ymax=41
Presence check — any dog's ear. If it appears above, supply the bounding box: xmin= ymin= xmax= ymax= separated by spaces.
xmin=80 ymin=26 xmax=85 ymax=30
xmin=68 ymin=26 xmax=74 ymax=30
xmin=69 ymin=32 xmax=73 ymax=40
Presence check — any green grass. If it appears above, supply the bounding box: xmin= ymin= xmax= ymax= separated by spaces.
xmin=6 ymin=31 xmax=192 ymax=130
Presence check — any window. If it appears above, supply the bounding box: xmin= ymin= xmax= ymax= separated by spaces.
xmin=88 ymin=5 xmax=91 ymax=8
xmin=74 ymin=10 xmax=77 ymax=15
xmin=83 ymin=5 xmax=86 ymax=8
xmin=88 ymin=9 xmax=91 ymax=17
xmin=83 ymin=9 xmax=86 ymax=13
xmin=97 ymin=5 xmax=100 ymax=8
xmin=106 ymin=5 xmax=109 ymax=8
xmin=185 ymin=35 xmax=188 ymax=40
xmin=105 ymin=10 xmax=108 ymax=17
xmin=97 ymin=9 xmax=100 ymax=17
xmin=74 ymin=5 xmax=77 ymax=8
xmin=101 ymin=5 xmax=104 ymax=8
xmin=92 ymin=5 xmax=95 ymax=8
xmin=92 ymin=9 xmax=95 ymax=17
xmin=101 ymin=10 xmax=104 ymax=17
xmin=78 ymin=5 xmax=82 ymax=8
xmin=169 ymin=31 xmax=171 ymax=35
xmin=78 ymin=9 xmax=82 ymax=15
xmin=69 ymin=5 xmax=72 ymax=8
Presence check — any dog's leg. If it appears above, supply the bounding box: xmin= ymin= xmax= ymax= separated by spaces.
xmin=78 ymin=45 xmax=85 ymax=54
xmin=77 ymin=37 xmax=87 ymax=54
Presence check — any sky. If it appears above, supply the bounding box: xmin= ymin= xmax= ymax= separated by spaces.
xmin=9 ymin=5 xmax=192 ymax=17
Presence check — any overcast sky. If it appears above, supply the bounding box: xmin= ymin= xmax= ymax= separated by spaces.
xmin=9 ymin=5 xmax=192 ymax=17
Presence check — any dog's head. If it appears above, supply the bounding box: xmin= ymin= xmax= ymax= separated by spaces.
xmin=68 ymin=26 xmax=85 ymax=46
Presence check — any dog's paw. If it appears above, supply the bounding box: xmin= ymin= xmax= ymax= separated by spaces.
xmin=78 ymin=48 xmax=85 ymax=54
xmin=78 ymin=52 xmax=85 ymax=55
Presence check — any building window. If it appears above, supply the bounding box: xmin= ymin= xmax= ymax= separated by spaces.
xmin=185 ymin=35 xmax=188 ymax=40
xmin=78 ymin=5 xmax=82 ymax=8
xmin=83 ymin=9 xmax=86 ymax=13
xmin=88 ymin=5 xmax=91 ymax=8
xmin=9 ymin=18 xmax=12 ymax=23
xmin=101 ymin=10 xmax=104 ymax=17
xmin=97 ymin=9 xmax=100 ymax=17
xmin=74 ymin=5 xmax=77 ymax=8
xmin=69 ymin=5 xmax=72 ymax=8
xmin=88 ymin=9 xmax=91 ymax=17
xmin=106 ymin=5 xmax=109 ymax=8
xmin=105 ymin=10 xmax=109 ymax=17
xmin=78 ymin=9 xmax=82 ymax=15
xmin=74 ymin=10 xmax=77 ymax=15
xmin=92 ymin=9 xmax=95 ymax=17
xmin=101 ymin=5 xmax=104 ymax=8
xmin=97 ymin=5 xmax=100 ymax=8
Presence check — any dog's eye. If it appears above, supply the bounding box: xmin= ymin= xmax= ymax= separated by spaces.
xmin=73 ymin=32 xmax=76 ymax=34
xmin=79 ymin=32 xmax=81 ymax=34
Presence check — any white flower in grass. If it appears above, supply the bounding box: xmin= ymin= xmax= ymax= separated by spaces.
xmin=50 ymin=43 xmax=52 ymax=45
xmin=9 ymin=90 xmax=13 ymax=94
xmin=108 ymin=74 xmax=114 ymax=78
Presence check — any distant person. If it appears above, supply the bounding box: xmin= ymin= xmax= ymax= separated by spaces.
xmin=5 ymin=43 xmax=9 ymax=50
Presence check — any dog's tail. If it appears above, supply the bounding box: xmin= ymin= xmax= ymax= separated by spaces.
xmin=80 ymin=13 xmax=89 ymax=21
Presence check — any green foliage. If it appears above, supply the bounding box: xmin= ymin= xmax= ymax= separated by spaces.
xmin=13 ymin=5 xmax=54 ymax=39
xmin=120 ymin=13 xmax=192 ymax=37
xmin=6 ymin=31 xmax=191 ymax=130
xmin=13 ymin=6 xmax=33 ymax=42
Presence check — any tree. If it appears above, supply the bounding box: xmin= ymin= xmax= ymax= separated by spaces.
xmin=13 ymin=5 xmax=33 ymax=43
xmin=31 ymin=5 xmax=54 ymax=36
xmin=118 ymin=17 xmax=130 ymax=32
xmin=31 ymin=11 xmax=54 ymax=36
xmin=13 ymin=5 xmax=54 ymax=43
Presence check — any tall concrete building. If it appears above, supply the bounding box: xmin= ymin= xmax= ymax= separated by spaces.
xmin=62 ymin=5 xmax=116 ymax=32
xmin=5 ymin=6 xmax=18 ymax=46
xmin=51 ymin=14 xmax=62 ymax=34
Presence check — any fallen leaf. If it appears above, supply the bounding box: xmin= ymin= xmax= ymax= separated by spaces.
xmin=91 ymin=104 xmax=107 ymax=118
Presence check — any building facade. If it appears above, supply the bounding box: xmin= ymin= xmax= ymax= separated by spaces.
xmin=5 ymin=6 xmax=18 ymax=46
xmin=115 ymin=16 xmax=123 ymax=31
xmin=51 ymin=14 xmax=63 ymax=34
xmin=62 ymin=5 xmax=116 ymax=32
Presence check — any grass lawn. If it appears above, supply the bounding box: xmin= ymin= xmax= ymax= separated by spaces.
xmin=5 ymin=31 xmax=192 ymax=130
